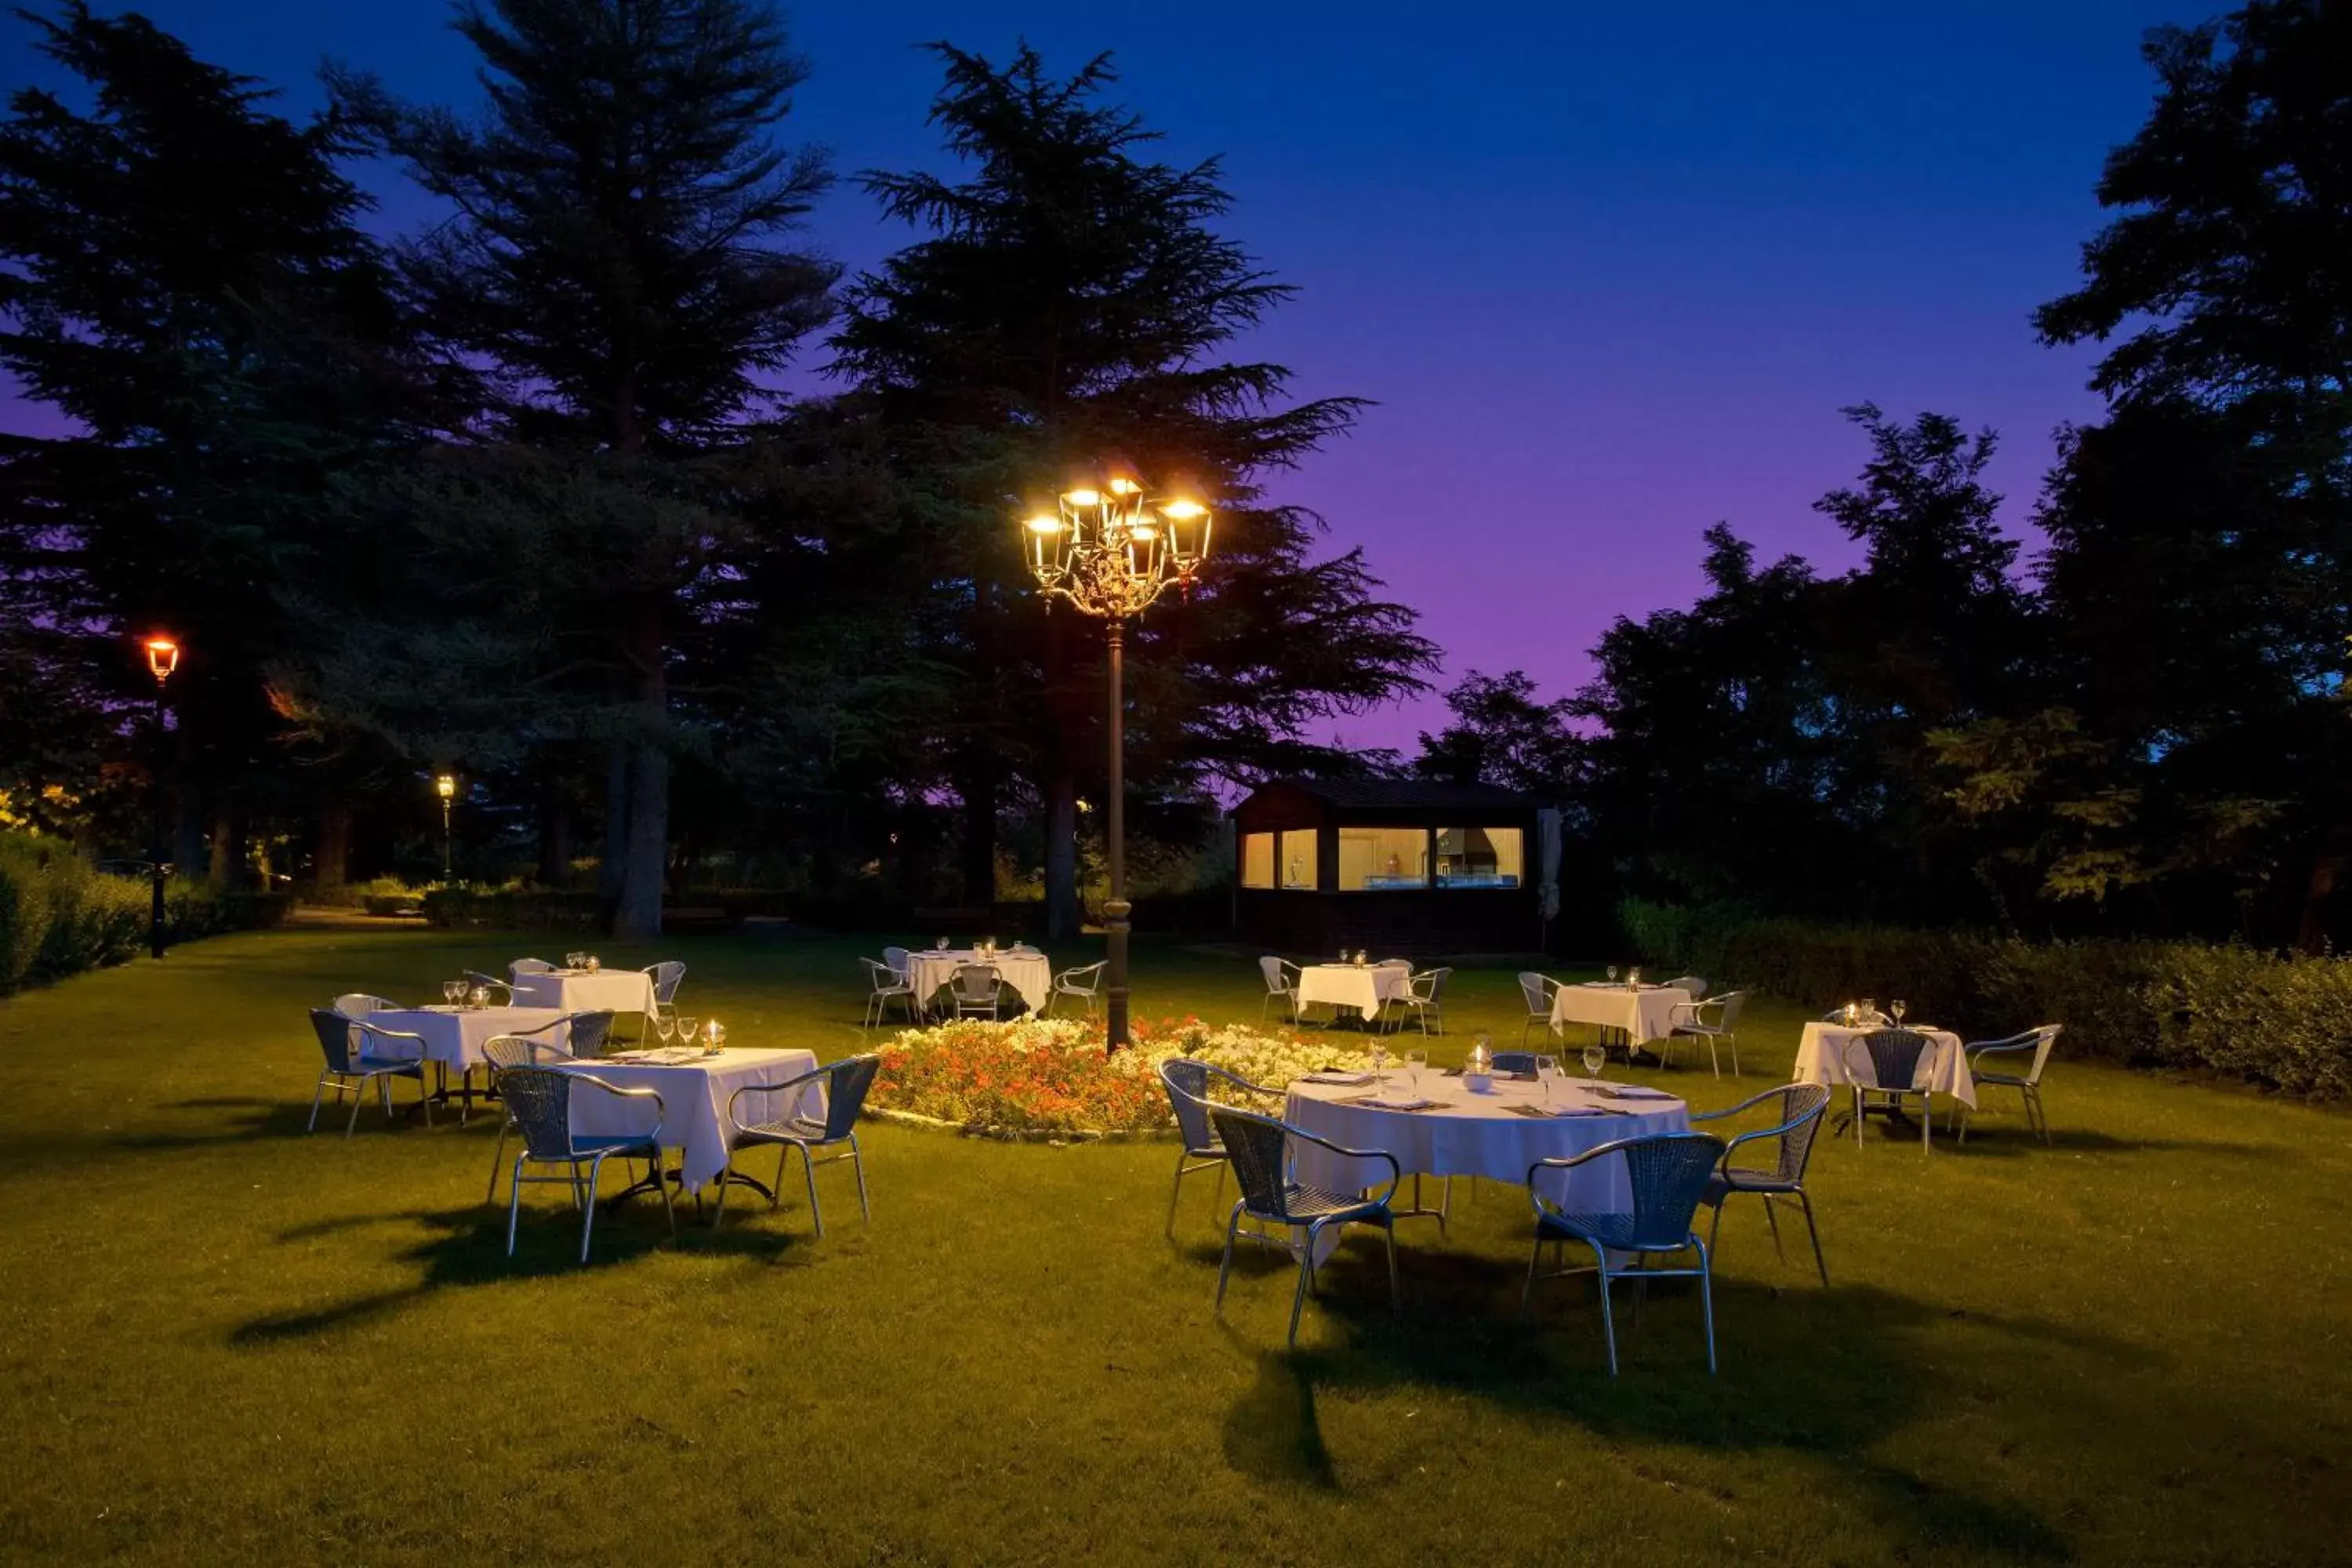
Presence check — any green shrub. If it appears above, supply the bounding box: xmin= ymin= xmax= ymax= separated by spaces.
xmin=0 ymin=834 xmax=282 ymax=993
xmin=1619 ymin=899 xmax=2352 ymax=1098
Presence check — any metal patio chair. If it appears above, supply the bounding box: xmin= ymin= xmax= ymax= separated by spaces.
xmin=1157 ymin=1058 xmax=1283 ymax=1238
xmin=495 ymin=1065 xmax=673 ymax=1262
xmin=481 ymin=1028 xmax=583 ymax=1201
xmin=1258 ymin=956 xmax=1301 ymax=1022
xmin=1955 ymin=1025 xmax=2063 ymax=1145
xmin=330 ymin=993 xmax=398 ymax=1018
xmin=1522 ymin=1131 xmax=1726 ymax=1374
xmin=1846 ymin=1028 xmax=1936 ymax=1149
xmin=1692 ymin=1083 xmax=1831 ymax=1285
xmin=1663 ymin=975 xmax=1708 ymax=1001
xmin=1210 ymin=1102 xmax=1401 ymax=1350
xmin=1518 ymin=971 xmax=1563 ymax=1048
xmin=307 ymin=1009 xmax=432 ymax=1135
xmin=509 ymin=957 xmax=557 ymax=978
xmin=1390 ymin=966 xmax=1452 ymax=1036
xmin=862 ymin=957 xmax=916 ymax=1029
xmin=717 ymin=1054 xmax=882 ymax=1236
xmin=1664 ymin=989 xmax=1748 ymax=1078
xmin=1044 ymin=960 xmax=1107 ymax=1018
xmin=951 ymin=963 xmax=1004 ymax=1020
xmin=643 ymin=960 xmax=687 ymax=1007
xmin=461 ymin=969 xmax=515 ymax=1003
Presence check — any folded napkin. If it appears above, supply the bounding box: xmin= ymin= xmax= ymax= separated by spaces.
xmin=1509 ymin=1103 xmax=1605 ymax=1118
xmin=1301 ymin=1070 xmax=1374 ymax=1085
xmin=1352 ymin=1093 xmax=1437 ymax=1112
xmin=1603 ymin=1083 xmax=1676 ymax=1100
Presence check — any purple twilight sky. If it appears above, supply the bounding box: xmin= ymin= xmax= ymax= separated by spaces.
xmin=2 ymin=0 xmax=2202 ymax=751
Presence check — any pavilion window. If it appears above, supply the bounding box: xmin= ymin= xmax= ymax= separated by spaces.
xmin=1433 ymin=826 xmax=1523 ymax=888
xmin=1337 ymin=827 xmax=1428 ymax=891
xmin=1279 ymin=829 xmax=1319 ymax=890
xmin=1240 ymin=832 xmax=1275 ymax=890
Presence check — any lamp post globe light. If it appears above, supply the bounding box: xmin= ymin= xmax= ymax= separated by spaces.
xmin=1020 ymin=468 xmax=1212 ymax=1051
xmin=434 ymin=772 xmax=456 ymax=882
xmin=140 ymin=634 xmax=180 ymax=960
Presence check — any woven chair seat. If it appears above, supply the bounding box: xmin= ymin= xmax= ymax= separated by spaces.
xmin=737 ymin=1112 xmax=830 ymax=1143
xmin=354 ymin=1053 xmax=425 ymax=1074
xmin=1537 ymin=1209 xmax=1693 ymax=1254
xmin=1252 ymin=1183 xmax=1385 ymax=1224
xmin=1705 ymin=1167 xmax=1802 ymax=1200
xmin=566 ymin=1131 xmax=659 ymax=1157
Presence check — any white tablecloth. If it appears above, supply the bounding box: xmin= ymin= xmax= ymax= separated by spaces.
xmin=559 ymin=1047 xmax=821 ymax=1192
xmin=1795 ymin=1023 xmax=1974 ymax=1108
xmin=366 ymin=1006 xmax=574 ymax=1071
xmin=1286 ymin=1074 xmax=1690 ymax=1261
xmin=1295 ymin=964 xmax=1411 ymax=1022
xmin=511 ymin=969 xmax=657 ymax=1015
xmin=1549 ymin=984 xmax=1692 ymax=1045
xmin=903 ymin=949 xmax=1053 ymax=1012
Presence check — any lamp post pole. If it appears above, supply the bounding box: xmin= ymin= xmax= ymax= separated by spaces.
xmin=435 ymin=774 xmax=456 ymax=882
xmin=1019 ymin=470 xmax=1211 ymax=1054
xmin=140 ymin=636 xmax=180 ymax=960
xmin=1102 ymin=619 xmax=1131 ymax=1047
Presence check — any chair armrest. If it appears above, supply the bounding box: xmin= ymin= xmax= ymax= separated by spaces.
xmin=727 ymin=1068 xmax=826 ymax=1127
xmin=353 ymin=1022 xmax=430 ymax=1060
xmin=1286 ymin=1126 xmax=1402 ymax=1207
xmin=1719 ymin=1122 xmax=1800 ymax=1164
xmin=1966 ymin=1039 xmax=2041 ymax=1070
xmin=1689 ymin=1083 xmax=1794 ymax=1123
xmin=565 ymin=1073 xmax=666 ymax=1146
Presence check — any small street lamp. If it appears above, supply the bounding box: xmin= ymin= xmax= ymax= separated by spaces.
xmin=434 ymin=772 xmax=456 ymax=882
xmin=140 ymin=634 xmax=180 ymax=960
xmin=1020 ymin=468 xmax=1212 ymax=1051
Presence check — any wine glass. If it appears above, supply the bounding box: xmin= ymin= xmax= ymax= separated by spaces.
xmin=1861 ymin=997 xmax=1878 ymax=1025
xmin=1369 ymin=1043 xmax=1388 ymax=1083
xmin=676 ymin=1014 xmax=699 ymax=1051
xmin=442 ymin=979 xmax=463 ymax=1005
xmin=1891 ymin=999 xmax=1908 ymax=1027
xmin=1404 ymin=1047 xmax=1428 ymax=1092
xmin=1606 ymin=965 xmax=1618 ymax=984
xmin=652 ymin=1010 xmax=675 ymax=1049
xmin=1582 ymin=1042 xmax=1606 ymax=1080
xmin=1536 ymin=1054 xmax=1559 ymax=1106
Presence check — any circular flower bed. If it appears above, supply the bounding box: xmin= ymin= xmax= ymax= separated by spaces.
xmin=867 ymin=1015 xmax=1376 ymax=1139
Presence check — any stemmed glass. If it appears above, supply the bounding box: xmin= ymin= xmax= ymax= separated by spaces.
xmin=442 ymin=980 xmax=464 ymax=1006
xmin=564 ymin=951 xmax=583 ymax=971
xmin=1404 ymin=1047 xmax=1428 ymax=1094
xmin=652 ymin=1009 xmax=675 ymax=1050
xmin=1890 ymin=999 xmax=1908 ymax=1027
xmin=1606 ymin=965 xmax=1618 ymax=985
xmin=1536 ymin=1054 xmax=1559 ymax=1107
xmin=1369 ymin=1043 xmax=1388 ymax=1085
xmin=1581 ymin=1041 xmax=1606 ymax=1080
xmin=676 ymin=1014 xmax=699 ymax=1053
xmin=1861 ymin=997 xmax=1878 ymax=1025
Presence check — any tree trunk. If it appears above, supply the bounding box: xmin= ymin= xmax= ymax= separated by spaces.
xmin=956 ymin=744 xmax=997 ymax=908
xmin=598 ymin=739 xmax=631 ymax=922
xmin=314 ymin=796 xmax=351 ymax=898
xmin=208 ymin=799 xmax=247 ymax=888
xmin=613 ymin=603 xmax=668 ymax=942
xmin=1044 ymin=771 xmax=1080 ymax=939
xmin=2295 ymin=822 xmax=2352 ymax=955
xmin=536 ymin=762 xmax=572 ymax=888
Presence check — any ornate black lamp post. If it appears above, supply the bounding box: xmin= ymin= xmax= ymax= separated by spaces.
xmin=1020 ymin=470 xmax=1211 ymax=1051
xmin=140 ymin=634 xmax=180 ymax=960
xmin=434 ymin=772 xmax=456 ymax=881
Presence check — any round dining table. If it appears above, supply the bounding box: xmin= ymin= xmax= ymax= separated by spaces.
xmin=1283 ymin=1071 xmax=1690 ymax=1260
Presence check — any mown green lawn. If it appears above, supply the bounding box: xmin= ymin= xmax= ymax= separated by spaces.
xmin=2 ymin=926 xmax=2348 ymax=1566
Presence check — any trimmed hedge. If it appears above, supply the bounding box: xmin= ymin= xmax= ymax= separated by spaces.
xmin=0 ymin=835 xmax=289 ymax=994
xmin=1618 ymin=898 xmax=2352 ymax=1100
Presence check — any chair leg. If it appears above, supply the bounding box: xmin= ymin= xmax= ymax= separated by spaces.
xmin=1214 ymin=1203 xmax=1244 ymax=1311
xmin=850 ymin=1135 xmax=871 ymax=1223
xmin=800 ymin=1142 xmax=824 ymax=1237
xmin=308 ymin=1073 xmax=328 ymax=1132
xmin=713 ymin=1143 xmax=736 ymax=1231
xmin=1164 ymin=1149 xmax=1189 ymax=1240
xmin=1853 ymin=1087 xmax=1865 ymax=1148
xmin=1287 ymin=1223 xmax=1319 ymax=1348
xmin=1593 ymin=1249 xmax=1620 ymax=1375
xmin=2031 ymin=1086 xmax=2051 ymax=1145
xmin=1705 ymin=1199 xmax=1725 ymax=1263
xmin=1762 ymin=1193 xmax=1786 ymax=1263
xmin=346 ymin=1080 xmax=365 ymax=1137
xmin=487 ymin=1120 xmax=510 ymax=1205
xmin=655 ymin=1149 xmax=676 ymax=1237
xmin=1798 ymin=1190 xmax=1828 ymax=1287
xmin=1921 ymin=1093 xmax=1933 ymax=1151
xmin=579 ymin=1153 xmax=604 ymax=1261
xmin=506 ymin=1159 xmax=528 ymax=1255
xmin=416 ymin=1074 xmax=433 ymax=1128
xmin=1520 ymin=1232 xmax=1544 ymax=1321
xmin=1383 ymin=1219 xmax=1400 ymax=1313
xmin=1696 ymin=1239 xmax=1717 ymax=1374
xmin=1729 ymin=1033 xmax=1740 ymax=1076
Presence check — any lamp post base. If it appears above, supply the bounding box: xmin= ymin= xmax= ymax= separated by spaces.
xmin=1103 ymin=897 xmax=1131 ymax=1053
